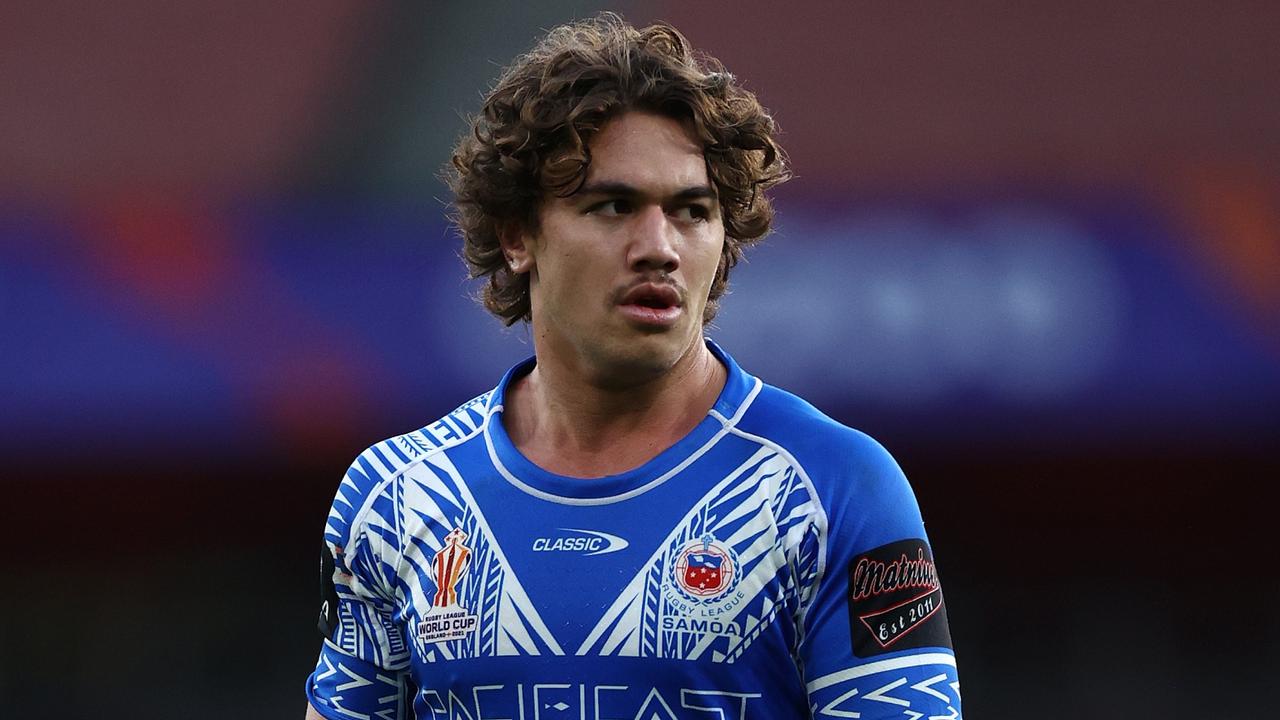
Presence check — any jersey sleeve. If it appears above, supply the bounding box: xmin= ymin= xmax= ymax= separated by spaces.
xmin=305 ymin=452 xmax=412 ymax=720
xmin=797 ymin=432 xmax=963 ymax=720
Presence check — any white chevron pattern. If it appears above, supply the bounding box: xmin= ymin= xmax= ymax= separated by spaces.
xmin=577 ymin=445 xmax=820 ymax=661
xmin=399 ymin=455 xmax=564 ymax=660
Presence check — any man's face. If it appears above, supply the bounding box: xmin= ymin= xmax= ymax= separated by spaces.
xmin=512 ymin=111 xmax=725 ymax=384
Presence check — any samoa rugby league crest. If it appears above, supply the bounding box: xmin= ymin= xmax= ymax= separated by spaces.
xmin=671 ymin=533 xmax=741 ymax=602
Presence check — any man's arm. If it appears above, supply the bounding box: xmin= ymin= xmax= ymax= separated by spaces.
xmin=796 ymin=433 xmax=962 ymax=719
xmin=303 ymin=453 xmax=412 ymax=720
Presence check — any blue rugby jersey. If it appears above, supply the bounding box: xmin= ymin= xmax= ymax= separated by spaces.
xmin=305 ymin=341 xmax=961 ymax=720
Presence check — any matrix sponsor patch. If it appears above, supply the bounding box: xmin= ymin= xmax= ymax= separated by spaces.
xmin=316 ymin=541 xmax=346 ymax=640
xmin=847 ymin=538 xmax=953 ymax=656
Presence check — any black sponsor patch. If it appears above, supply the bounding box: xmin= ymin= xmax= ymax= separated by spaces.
xmin=847 ymin=538 xmax=953 ymax=657
xmin=317 ymin=541 xmax=340 ymax=639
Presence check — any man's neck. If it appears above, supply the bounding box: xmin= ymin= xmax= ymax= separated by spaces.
xmin=502 ymin=339 xmax=727 ymax=479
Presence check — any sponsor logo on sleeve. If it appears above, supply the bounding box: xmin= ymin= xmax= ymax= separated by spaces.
xmin=316 ymin=542 xmax=352 ymax=640
xmin=847 ymin=538 xmax=953 ymax=657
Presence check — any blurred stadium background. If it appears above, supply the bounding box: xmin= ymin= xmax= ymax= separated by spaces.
xmin=2 ymin=2 xmax=1278 ymax=718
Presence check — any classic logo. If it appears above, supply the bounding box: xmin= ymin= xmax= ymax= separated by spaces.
xmin=418 ymin=527 xmax=479 ymax=644
xmin=531 ymin=528 xmax=629 ymax=556
xmin=671 ymin=533 xmax=740 ymax=601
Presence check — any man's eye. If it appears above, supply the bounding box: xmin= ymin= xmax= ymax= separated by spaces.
xmin=673 ymin=205 xmax=710 ymax=223
xmin=589 ymin=200 xmax=630 ymax=216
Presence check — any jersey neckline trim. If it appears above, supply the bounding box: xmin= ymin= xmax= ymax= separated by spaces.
xmin=483 ymin=339 xmax=760 ymax=504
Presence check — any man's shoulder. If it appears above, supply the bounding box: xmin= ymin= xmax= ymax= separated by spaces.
xmin=733 ymin=380 xmax=904 ymax=492
xmin=731 ymin=380 xmax=924 ymax=544
xmin=325 ymin=390 xmax=496 ymax=542
xmin=368 ymin=389 xmax=496 ymax=473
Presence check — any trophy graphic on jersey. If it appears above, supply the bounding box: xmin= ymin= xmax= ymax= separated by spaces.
xmin=432 ymin=527 xmax=471 ymax=607
xmin=418 ymin=526 xmax=479 ymax=645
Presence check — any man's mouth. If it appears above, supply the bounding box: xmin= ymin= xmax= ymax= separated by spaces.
xmin=623 ymin=281 xmax=680 ymax=305
xmin=617 ymin=282 xmax=683 ymax=327
xmin=619 ymin=282 xmax=682 ymax=308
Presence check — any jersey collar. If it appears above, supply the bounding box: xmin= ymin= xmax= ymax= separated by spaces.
xmin=482 ymin=339 xmax=759 ymax=503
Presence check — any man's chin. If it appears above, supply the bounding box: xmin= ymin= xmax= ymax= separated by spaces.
xmin=587 ymin=334 xmax=692 ymax=387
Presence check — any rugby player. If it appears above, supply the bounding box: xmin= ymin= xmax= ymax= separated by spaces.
xmin=305 ymin=14 xmax=961 ymax=720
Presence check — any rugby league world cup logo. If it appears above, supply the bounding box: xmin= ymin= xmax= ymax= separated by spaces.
xmin=418 ymin=527 xmax=479 ymax=644
xmin=433 ymin=528 xmax=470 ymax=606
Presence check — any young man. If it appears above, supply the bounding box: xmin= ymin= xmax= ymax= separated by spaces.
xmin=305 ymin=14 xmax=961 ymax=720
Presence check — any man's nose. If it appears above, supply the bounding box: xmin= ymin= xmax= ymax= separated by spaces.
xmin=627 ymin=205 xmax=680 ymax=273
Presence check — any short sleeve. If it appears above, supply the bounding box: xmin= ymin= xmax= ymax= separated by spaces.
xmin=798 ymin=434 xmax=963 ymax=719
xmin=305 ymin=454 xmax=412 ymax=720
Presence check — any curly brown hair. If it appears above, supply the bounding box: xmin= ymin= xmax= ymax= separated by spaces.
xmin=447 ymin=12 xmax=790 ymax=326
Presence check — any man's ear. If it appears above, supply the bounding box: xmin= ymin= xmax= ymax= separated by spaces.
xmin=498 ymin=222 xmax=536 ymax=275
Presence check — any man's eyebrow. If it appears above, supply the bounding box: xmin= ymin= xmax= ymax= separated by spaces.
xmin=671 ymin=185 xmax=718 ymax=202
xmin=576 ymin=181 xmax=640 ymax=197
xmin=577 ymin=181 xmax=717 ymax=201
